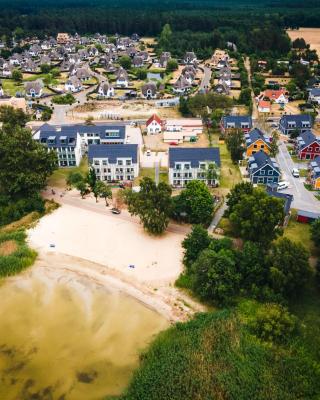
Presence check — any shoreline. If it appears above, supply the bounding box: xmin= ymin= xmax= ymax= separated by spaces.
xmin=20 ymin=250 xmax=204 ymax=323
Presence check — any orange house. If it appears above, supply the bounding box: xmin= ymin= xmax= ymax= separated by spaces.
xmin=245 ymin=128 xmax=271 ymax=157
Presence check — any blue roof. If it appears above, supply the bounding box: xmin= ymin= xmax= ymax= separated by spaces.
xmin=88 ymin=144 xmax=138 ymax=163
xmin=38 ymin=129 xmax=77 ymax=148
xmin=245 ymin=128 xmax=269 ymax=146
xmin=310 ymin=88 xmax=320 ymax=96
xmin=297 ymin=130 xmax=319 ymax=149
xmin=169 ymin=147 xmax=221 ymax=168
xmin=279 ymin=114 xmax=313 ymax=129
xmin=221 ymin=115 xmax=252 ymax=128
xmin=37 ymin=123 xmax=126 ymax=140
xmin=248 ymin=150 xmax=280 ymax=173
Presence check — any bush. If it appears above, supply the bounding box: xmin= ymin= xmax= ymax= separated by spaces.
xmin=52 ymin=93 xmax=76 ymax=105
xmin=0 ymin=230 xmax=37 ymax=277
xmin=0 ymin=195 xmax=45 ymax=227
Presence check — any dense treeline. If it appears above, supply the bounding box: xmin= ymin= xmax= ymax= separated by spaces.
xmin=0 ymin=1 xmax=319 ymax=58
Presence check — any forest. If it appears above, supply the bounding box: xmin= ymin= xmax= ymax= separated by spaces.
xmin=0 ymin=0 xmax=319 ymax=60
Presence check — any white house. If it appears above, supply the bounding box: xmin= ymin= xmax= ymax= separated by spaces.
xmin=25 ymin=79 xmax=43 ymax=98
xmin=88 ymin=144 xmax=139 ymax=182
xmin=116 ymin=67 xmax=129 ymax=87
xmin=34 ymin=125 xmax=82 ymax=167
xmin=309 ymin=88 xmax=320 ymax=105
xmin=98 ymin=81 xmax=114 ymax=98
xmin=168 ymin=147 xmax=221 ymax=187
xmin=65 ymin=76 xmax=83 ymax=93
xmin=258 ymin=100 xmax=271 ymax=113
xmin=146 ymin=114 xmax=162 ymax=134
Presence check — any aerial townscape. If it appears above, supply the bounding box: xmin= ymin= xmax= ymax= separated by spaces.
xmin=1 ymin=0 xmax=320 ymax=399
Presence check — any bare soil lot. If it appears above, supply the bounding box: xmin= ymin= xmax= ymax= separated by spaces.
xmin=287 ymin=28 xmax=320 ymax=56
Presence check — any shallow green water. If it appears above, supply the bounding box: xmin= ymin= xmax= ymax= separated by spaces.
xmin=0 ymin=276 xmax=168 ymax=400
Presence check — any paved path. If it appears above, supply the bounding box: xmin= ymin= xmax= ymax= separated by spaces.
xmin=277 ymin=141 xmax=320 ymax=212
xmin=244 ymin=57 xmax=258 ymax=120
xmin=199 ymin=66 xmax=212 ymax=92
xmin=208 ymin=200 xmax=227 ymax=233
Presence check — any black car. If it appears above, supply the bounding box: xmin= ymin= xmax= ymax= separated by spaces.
xmin=111 ymin=208 xmax=121 ymax=214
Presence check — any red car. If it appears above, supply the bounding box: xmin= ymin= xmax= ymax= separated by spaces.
xmin=169 ymin=142 xmax=178 ymax=146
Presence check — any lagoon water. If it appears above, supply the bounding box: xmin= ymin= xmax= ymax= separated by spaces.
xmin=0 ymin=276 xmax=168 ymax=400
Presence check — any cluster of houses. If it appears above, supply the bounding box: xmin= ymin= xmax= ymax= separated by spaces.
xmin=33 ymin=120 xmax=221 ymax=188
xmin=212 ymin=51 xmax=239 ymax=96
xmin=256 ymin=88 xmax=289 ymax=113
xmin=220 ymin=114 xmax=319 ymax=188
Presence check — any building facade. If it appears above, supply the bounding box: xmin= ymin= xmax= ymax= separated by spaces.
xmin=169 ymin=147 xmax=221 ymax=187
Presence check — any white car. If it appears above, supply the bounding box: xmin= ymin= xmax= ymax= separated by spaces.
xmin=292 ymin=168 xmax=300 ymax=178
xmin=277 ymin=181 xmax=290 ymax=190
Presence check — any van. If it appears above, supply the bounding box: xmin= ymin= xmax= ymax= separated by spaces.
xmin=277 ymin=181 xmax=289 ymax=190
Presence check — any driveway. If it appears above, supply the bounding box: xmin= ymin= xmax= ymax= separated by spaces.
xmin=276 ymin=141 xmax=320 ymax=212
xmin=199 ymin=66 xmax=212 ymax=92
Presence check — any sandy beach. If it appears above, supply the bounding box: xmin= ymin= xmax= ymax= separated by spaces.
xmin=27 ymin=193 xmax=204 ymax=321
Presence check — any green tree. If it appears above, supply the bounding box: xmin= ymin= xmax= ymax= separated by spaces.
xmin=40 ymin=64 xmax=51 ymax=74
xmin=249 ymin=303 xmax=298 ymax=344
xmin=192 ymin=248 xmax=240 ymax=304
xmin=0 ymin=126 xmax=57 ymax=199
xmin=12 ymin=69 xmax=22 ymax=82
xmin=238 ymin=241 xmax=267 ymax=294
xmin=0 ymin=106 xmax=29 ymax=127
xmin=226 ymin=129 xmax=244 ymax=163
xmin=269 ymin=131 xmax=279 ymax=157
xmin=291 ymin=63 xmax=310 ymax=89
xmin=76 ymin=180 xmax=89 ymax=199
xmin=182 ymin=225 xmax=212 ymax=269
xmin=166 ymin=59 xmax=178 ymax=72
xmin=225 ymin=182 xmax=253 ymax=216
xmin=135 ymin=69 xmax=147 ymax=80
xmin=86 ymin=168 xmax=97 ymax=191
xmin=119 ymin=55 xmax=132 ymax=70
xmin=229 ymin=189 xmax=284 ymax=244
xmin=125 ymin=177 xmax=172 ymax=235
xmin=311 ymin=218 xmax=320 ymax=246
xmin=158 ymin=24 xmax=172 ymax=51
xmin=66 ymin=171 xmax=84 ymax=188
xmin=268 ymin=238 xmax=312 ymax=297
xmin=173 ymin=180 xmax=214 ymax=225
xmin=97 ymin=181 xmax=112 ymax=206
xmin=239 ymin=87 xmax=252 ymax=106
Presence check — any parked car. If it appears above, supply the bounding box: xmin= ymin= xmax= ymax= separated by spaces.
xmin=146 ymin=149 xmax=151 ymax=156
xmin=111 ymin=208 xmax=121 ymax=214
xmin=169 ymin=142 xmax=178 ymax=146
xmin=292 ymin=168 xmax=300 ymax=178
xmin=277 ymin=181 xmax=290 ymax=190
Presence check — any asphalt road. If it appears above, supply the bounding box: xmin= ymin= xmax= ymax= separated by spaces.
xmin=277 ymin=141 xmax=320 ymax=212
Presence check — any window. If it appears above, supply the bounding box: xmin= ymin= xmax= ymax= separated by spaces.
xmin=184 ymin=164 xmax=190 ymax=170
xmin=94 ymin=160 xmax=99 ymax=166
xmin=102 ymin=160 xmax=107 ymax=166
xmin=126 ymin=160 xmax=131 ymax=165
xmin=268 ymin=170 xmax=273 ymax=175
xmin=175 ymin=163 xmax=181 ymax=170
xmin=253 ymin=144 xmax=257 ymax=148
xmin=260 ymin=170 xmax=265 ymax=175
xmin=261 ymin=144 xmax=264 ymax=149
xmin=118 ymin=160 xmax=123 ymax=165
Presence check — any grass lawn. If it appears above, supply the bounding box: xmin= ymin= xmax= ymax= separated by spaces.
xmin=210 ymin=136 xmax=242 ymax=191
xmin=134 ymin=167 xmax=168 ymax=185
xmin=47 ymin=156 xmax=89 ymax=188
xmin=283 ymin=211 xmax=317 ymax=256
xmin=2 ymin=79 xmax=23 ymax=96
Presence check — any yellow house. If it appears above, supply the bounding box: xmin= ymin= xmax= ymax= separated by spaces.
xmin=245 ymin=128 xmax=271 ymax=157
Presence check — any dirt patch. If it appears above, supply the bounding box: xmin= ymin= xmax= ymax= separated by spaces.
xmin=0 ymin=240 xmax=18 ymax=256
xmin=287 ymin=28 xmax=320 ymax=57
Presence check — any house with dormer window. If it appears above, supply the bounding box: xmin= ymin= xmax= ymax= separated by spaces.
xmin=88 ymin=144 xmax=139 ymax=182
xmin=33 ymin=124 xmax=82 ymax=167
xmin=296 ymin=130 xmax=320 ymax=160
xmin=245 ymin=128 xmax=271 ymax=157
xmin=169 ymin=147 xmax=220 ymax=187
xmin=248 ymin=151 xmax=280 ymax=184
xmin=279 ymin=114 xmax=313 ymax=136
xmin=220 ymin=115 xmax=252 ymax=135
